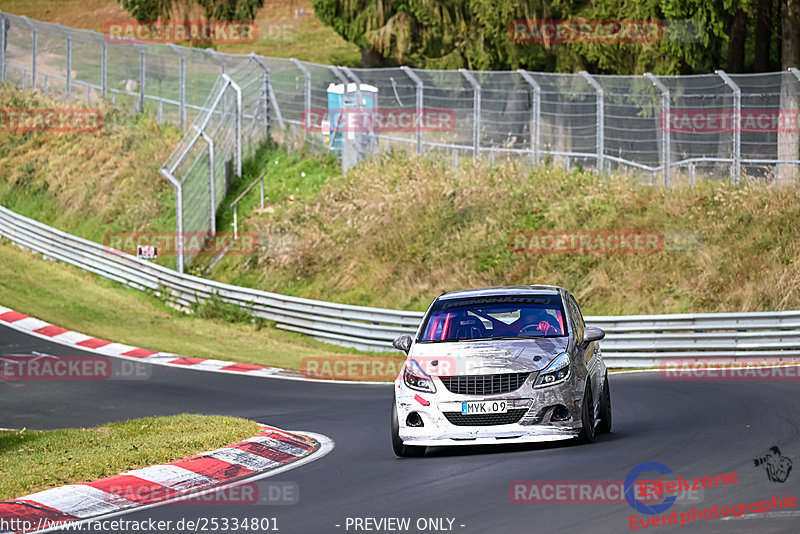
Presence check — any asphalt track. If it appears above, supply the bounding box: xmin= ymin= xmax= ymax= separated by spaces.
xmin=2 ymin=323 xmax=800 ymax=534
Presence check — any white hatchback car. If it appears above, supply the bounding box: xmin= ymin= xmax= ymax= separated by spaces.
xmin=391 ymin=285 xmax=610 ymax=457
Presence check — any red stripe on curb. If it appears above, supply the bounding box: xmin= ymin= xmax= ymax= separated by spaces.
xmin=33 ymin=325 xmax=69 ymax=337
xmin=169 ymin=357 xmax=206 ymax=366
xmin=218 ymin=363 xmax=266 ymax=372
xmin=76 ymin=338 xmax=111 ymax=349
xmin=83 ymin=474 xmax=177 ymax=504
xmin=170 ymin=456 xmax=256 ymax=481
xmin=122 ymin=348 xmax=157 ymax=358
xmin=0 ymin=500 xmax=77 ymax=528
xmin=0 ymin=311 xmax=28 ymax=323
xmin=263 ymin=431 xmax=314 ymax=452
xmin=231 ymin=442 xmax=296 ymax=463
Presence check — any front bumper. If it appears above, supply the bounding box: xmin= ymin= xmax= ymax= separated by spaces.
xmin=395 ymin=374 xmax=584 ymax=446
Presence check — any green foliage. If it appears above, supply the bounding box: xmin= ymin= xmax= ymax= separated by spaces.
xmin=117 ymin=0 xmax=264 ymax=22
xmin=312 ymin=0 xmax=785 ymax=74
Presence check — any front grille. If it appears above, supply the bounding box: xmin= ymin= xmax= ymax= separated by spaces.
xmin=443 ymin=409 xmax=529 ymax=426
xmin=439 ymin=372 xmax=532 ymax=395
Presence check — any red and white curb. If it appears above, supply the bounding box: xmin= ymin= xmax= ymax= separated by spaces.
xmin=0 ymin=305 xmax=312 ymax=381
xmin=0 ymin=425 xmax=333 ymax=534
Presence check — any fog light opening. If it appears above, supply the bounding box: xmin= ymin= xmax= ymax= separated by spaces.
xmin=551 ymin=405 xmax=570 ymax=422
xmin=406 ymin=412 xmax=424 ymax=427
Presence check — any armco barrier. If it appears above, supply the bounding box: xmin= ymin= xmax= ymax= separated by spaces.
xmin=1 ymin=205 xmax=800 ymax=366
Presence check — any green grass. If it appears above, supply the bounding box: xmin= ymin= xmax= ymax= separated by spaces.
xmin=0 ymin=415 xmax=261 ymax=501
xmin=1 ymin=0 xmax=361 ymax=67
xmin=209 ymin=151 xmax=800 ymax=315
xmin=0 ymin=240 xmax=399 ymax=370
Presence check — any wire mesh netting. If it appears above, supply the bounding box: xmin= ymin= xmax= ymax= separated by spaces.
xmin=3 ymin=12 xmax=800 ymax=268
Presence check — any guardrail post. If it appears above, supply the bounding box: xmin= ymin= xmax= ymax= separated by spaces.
xmin=21 ymin=17 xmax=37 ymax=89
xmin=168 ymin=44 xmax=186 ymax=130
xmin=580 ymin=71 xmax=605 ymax=172
xmin=401 ymin=66 xmax=424 ymax=154
xmin=459 ymin=69 xmax=481 ymax=158
xmin=717 ymin=70 xmax=741 ymax=184
xmin=517 ymin=69 xmax=541 ymax=166
xmin=645 ymin=73 xmax=671 ymax=187
xmin=0 ymin=13 xmax=6 ymax=83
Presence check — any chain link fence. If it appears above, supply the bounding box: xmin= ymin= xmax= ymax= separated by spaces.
xmin=2 ymin=12 xmax=800 ymax=269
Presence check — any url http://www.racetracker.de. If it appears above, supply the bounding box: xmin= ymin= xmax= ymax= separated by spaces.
xmin=0 ymin=516 xmax=280 ymax=533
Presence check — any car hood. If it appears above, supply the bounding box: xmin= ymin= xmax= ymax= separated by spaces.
xmin=408 ymin=337 xmax=569 ymax=376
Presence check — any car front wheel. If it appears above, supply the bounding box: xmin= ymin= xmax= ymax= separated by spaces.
xmin=596 ymin=373 xmax=612 ymax=434
xmin=391 ymin=398 xmax=426 ymax=457
xmin=576 ymin=385 xmax=595 ymax=444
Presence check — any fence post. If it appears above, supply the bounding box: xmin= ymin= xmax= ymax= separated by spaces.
xmin=251 ymin=53 xmax=271 ymax=140
xmin=199 ymin=130 xmax=215 ymax=235
xmin=222 ymin=73 xmax=242 ymax=178
xmin=168 ymin=44 xmax=186 ymax=130
xmin=401 ymin=66 xmax=424 ymax=154
xmin=56 ymin=25 xmax=72 ymax=99
xmin=645 ymin=73 xmax=670 ymax=187
xmin=0 ymin=12 xmax=6 ymax=83
xmin=517 ymin=69 xmax=541 ymax=165
xmin=89 ymin=32 xmax=107 ymax=100
xmin=21 ymin=16 xmax=37 ymax=89
xmin=459 ymin=69 xmax=481 ymax=158
xmin=580 ymin=71 xmax=604 ymax=172
xmin=290 ymin=57 xmax=312 ymax=120
xmin=159 ymin=169 xmax=184 ymax=274
xmin=716 ymin=70 xmax=741 ymax=184
xmin=133 ymin=44 xmax=146 ymax=114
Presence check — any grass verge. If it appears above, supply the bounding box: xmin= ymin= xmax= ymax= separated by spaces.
xmin=0 ymin=240 xmax=398 ymax=371
xmin=0 ymin=415 xmax=261 ymax=501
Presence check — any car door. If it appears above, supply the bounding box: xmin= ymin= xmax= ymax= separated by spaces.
xmin=566 ymin=292 xmax=600 ymax=403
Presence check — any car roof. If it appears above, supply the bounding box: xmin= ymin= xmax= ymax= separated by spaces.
xmin=436 ymin=285 xmax=564 ymax=301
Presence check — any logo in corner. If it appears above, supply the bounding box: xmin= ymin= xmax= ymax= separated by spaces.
xmin=753 ymin=446 xmax=792 ymax=483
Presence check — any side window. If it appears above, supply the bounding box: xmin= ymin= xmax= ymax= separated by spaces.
xmin=566 ymin=294 xmax=585 ymax=343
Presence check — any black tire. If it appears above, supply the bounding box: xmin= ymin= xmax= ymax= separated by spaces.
xmin=391 ymin=399 xmax=426 ymax=457
xmin=597 ymin=373 xmax=612 ymax=434
xmin=576 ymin=385 xmax=595 ymax=444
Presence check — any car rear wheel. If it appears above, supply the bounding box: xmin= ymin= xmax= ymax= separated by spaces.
xmin=596 ymin=373 xmax=612 ymax=434
xmin=576 ymin=385 xmax=595 ymax=444
xmin=391 ymin=399 xmax=426 ymax=457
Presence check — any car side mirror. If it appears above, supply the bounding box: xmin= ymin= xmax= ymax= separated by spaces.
xmin=583 ymin=326 xmax=605 ymax=344
xmin=392 ymin=334 xmax=413 ymax=354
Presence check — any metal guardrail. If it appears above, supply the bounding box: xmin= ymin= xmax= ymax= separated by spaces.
xmin=1 ymin=205 xmax=800 ymax=367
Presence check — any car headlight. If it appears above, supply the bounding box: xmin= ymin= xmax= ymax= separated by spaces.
xmin=403 ymin=359 xmax=436 ymax=393
xmin=534 ymin=352 xmax=571 ymax=388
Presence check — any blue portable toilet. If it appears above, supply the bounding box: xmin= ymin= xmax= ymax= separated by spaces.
xmin=326 ymin=82 xmax=379 ymax=151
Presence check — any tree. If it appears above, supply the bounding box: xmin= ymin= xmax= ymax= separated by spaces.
xmin=117 ymin=0 xmax=264 ymax=22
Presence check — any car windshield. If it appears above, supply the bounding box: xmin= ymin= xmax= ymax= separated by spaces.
xmin=418 ymin=294 xmax=567 ymax=342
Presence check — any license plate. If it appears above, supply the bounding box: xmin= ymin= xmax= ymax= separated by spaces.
xmin=461 ymin=400 xmax=508 ymax=415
